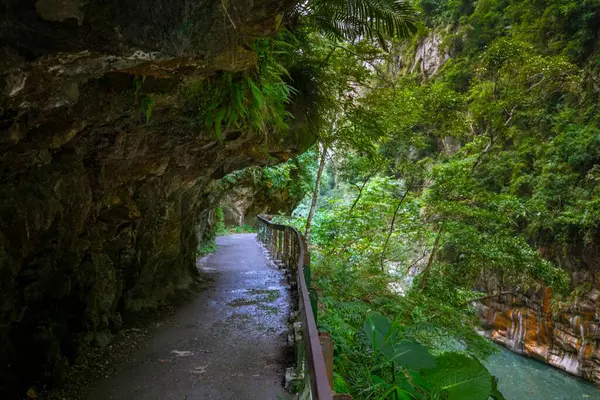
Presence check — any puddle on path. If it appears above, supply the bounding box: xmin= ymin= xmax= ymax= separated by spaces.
xmin=227 ymin=289 xmax=281 ymax=307
xmin=227 ymin=298 xmax=263 ymax=307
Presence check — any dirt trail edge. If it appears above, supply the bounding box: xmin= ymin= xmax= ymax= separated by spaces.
xmin=88 ymin=234 xmax=292 ymax=400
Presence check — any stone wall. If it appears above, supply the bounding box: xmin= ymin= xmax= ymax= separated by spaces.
xmin=0 ymin=0 xmax=307 ymax=396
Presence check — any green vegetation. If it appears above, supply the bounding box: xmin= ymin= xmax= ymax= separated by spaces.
xmin=198 ymin=241 xmax=217 ymax=257
xmin=359 ymin=312 xmax=505 ymax=399
xmin=132 ymin=76 xmax=156 ymax=123
xmin=227 ymin=225 xmax=256 ymax=234
xmin=218 ymin=149 xmax=318 ymax=204
xmin=214 ymin=207 xmax=256 ymax=235
xmin=213 ymin=0 xmax=600 ymax=397
xmin=303 ymin=0 xmax=418 ymax=42
xmin=313 ymin=259 xmax=501 ymax=398
xmin=140 ymin=96 xmax=155 ymax=124
xmin=215 ymin=207 xmax=227 ymax=235
xmin=185 ymin=42 xmax=294 ymax=141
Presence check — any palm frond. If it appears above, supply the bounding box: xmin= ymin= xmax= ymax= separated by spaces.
xmin=305 ymin=0 xmax=418 ymax=42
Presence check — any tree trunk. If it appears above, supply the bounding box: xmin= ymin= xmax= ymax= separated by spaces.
xmin=419 ymin=228 xmax=443 ymax=290
xmin=305 ymin=143 xmax=328 ymax=243
xmin=380 ymin=189 xmax=410 ymax=271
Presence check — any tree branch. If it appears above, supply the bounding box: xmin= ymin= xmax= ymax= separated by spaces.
xmin=305 ymin=142 xmax=328 ymax=243
xmin=349 ymin=166 xmax=381 ymax=214
xmin=459 ymin=291 xmax=520 ymax=307
xmin=380 ymin=183 xmax=412 ymax=270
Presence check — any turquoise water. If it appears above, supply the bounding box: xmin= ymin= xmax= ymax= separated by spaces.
xmin=484 ymin=346 xmax=600 ymax=400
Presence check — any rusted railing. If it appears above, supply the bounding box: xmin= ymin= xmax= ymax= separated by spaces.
xmin=257 ymin=214 xmax=334 ymax=400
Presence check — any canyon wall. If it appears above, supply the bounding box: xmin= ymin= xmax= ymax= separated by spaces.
xmin=220 ymin=181 xmax=300 ymax=227
xmin=407 ymin=25 xmax=600 ymax=385
xmin=219 ymin=168 xmax=307 ymax=227
xmin=0 ymin=0 xmax=308 ymax=397
xmin=478 ymin=243 xmax=600 ymax=384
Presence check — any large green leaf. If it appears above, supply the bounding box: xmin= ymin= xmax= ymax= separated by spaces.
xmin=390 ymin=341 xmax=436 ymax=369
xmin=370 ymin=374 xmax=422 ymax=400
xmin=490 ymin=377 xmax=506 ymax=400
xmin=363 ymin=312 xmax=395 ymax=357
xmin=421 ymin=353 xmax=492 ymax=400
xmin=363 ymin=313 xmax=436 ymax=369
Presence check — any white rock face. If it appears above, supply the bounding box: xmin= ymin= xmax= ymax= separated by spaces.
xmin=411 ymin=32 xmax=450 ymax=77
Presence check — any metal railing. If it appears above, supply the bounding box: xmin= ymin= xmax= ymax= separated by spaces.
xmin=257 ymin=214 xmax=334 ymax=400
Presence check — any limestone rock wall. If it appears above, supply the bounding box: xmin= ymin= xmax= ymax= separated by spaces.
xmin=478 ymin=242 xmax=600 ymax=384
xmin=0 ymin=0 xmax=305 ymax=396
xmin=220 ymin=176 xmax=303 ymax=227
xmin=410 ymin=30 xmax=450 ymax=78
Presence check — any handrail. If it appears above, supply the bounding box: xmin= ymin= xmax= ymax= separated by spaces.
xmin=257 ymin=214 xmax=333 ymax=400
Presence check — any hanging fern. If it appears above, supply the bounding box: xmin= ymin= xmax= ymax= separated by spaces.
xmin=186 ymin=38 xmax=296 ymax=141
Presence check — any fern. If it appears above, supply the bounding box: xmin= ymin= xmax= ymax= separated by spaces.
xmin=140 ymin=96 xmax=155 ymax=124
xmin=186 ymin=38 xmax=295 ymax=141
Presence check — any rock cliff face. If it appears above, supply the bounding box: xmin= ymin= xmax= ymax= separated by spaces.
xmin=0 ymin=0 xmax=307 ymax=396
xmin=478 ymin=243 xmax=600 ymax=384
xmin=221 ymin=183 xmax=300 ymax=227
xmin=219 ymin=170 xmax=305 ymax=227
xmin=410 ymin=30 xmax=449 ymax=78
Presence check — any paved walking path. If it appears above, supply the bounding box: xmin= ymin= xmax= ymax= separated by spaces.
xmin=88 ymin=234 xmax=292 ymax=400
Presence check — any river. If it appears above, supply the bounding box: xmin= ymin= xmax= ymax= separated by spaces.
xmin=484 ymin=346 xmax=600 ymax=399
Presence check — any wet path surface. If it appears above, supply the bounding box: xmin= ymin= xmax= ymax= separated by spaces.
xmin=88 ymin=234 xmax=292 ymax=400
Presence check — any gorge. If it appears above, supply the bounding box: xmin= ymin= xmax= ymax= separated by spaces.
xmin=2 ymin=0 xmax=600 ymax=399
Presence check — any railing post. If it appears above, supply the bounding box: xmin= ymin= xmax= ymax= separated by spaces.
xmin=278 ymin=229 xmax=283 ymax=261
xmin=284 ymin=228 xmax=290 ymax=268
xmin=259 ymin=221 xmax=265 ymax=242
xmin=319 ymin=332 xmax=334 ymax=392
